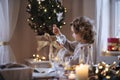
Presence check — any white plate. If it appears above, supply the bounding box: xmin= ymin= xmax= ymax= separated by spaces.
xmin=33 ymin=68 xmax=56 ymax=77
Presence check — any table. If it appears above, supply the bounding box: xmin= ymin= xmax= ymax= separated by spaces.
xmin=33 ymin=74 xmax=59 ymax=80
xmin=25 ymin=59 xmax=52 ymax=68
xmin=32 ymin=67 xmax=68 ymax=80
xmin=25 ymin=60 xmax=70 ymax=80
xmin=0 ymin=66 xmax=32 ymax=80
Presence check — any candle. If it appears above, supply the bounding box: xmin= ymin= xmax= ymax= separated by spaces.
xmin=75 ymin=64 xmax=89 ymax=80
xmin=68 ymin=71 xmax=76 ymax=80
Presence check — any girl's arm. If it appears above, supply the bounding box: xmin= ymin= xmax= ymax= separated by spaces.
xmin=53 ymin=24 xmax=78 ymax=52
xmin=56 ymin=33 xmax=78 ymax=52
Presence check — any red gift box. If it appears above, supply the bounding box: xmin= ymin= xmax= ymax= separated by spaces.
xmin=108 ymin=38 xmax=119 ymax=43
xmin=107 ymin=38 xmax=119 ymax=51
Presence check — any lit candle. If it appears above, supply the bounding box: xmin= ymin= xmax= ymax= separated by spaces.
xmin=75 ymin=64 xmax=89 ymax=80
xmin=68 ymin=71 xmax=76 ymax=80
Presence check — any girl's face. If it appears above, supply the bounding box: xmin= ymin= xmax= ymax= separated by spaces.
xmin=71 ymin=26 xmax=81 ymax=41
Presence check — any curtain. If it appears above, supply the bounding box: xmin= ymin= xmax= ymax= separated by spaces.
xmin=96 ymin=0 xmax=119 ymax=63
xmin=96 ymin=0 xmax=110 ymax=62
xmin=0 ymin=0 xmax=20 ymax=65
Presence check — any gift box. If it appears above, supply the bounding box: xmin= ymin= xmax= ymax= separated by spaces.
xmin=107 ymin=38 xmax=119 ymax=51
xmin=35 ymin=33 xmax=60 ymax=60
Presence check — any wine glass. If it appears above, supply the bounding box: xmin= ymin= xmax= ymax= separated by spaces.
xmin=63 ymin=57 xmax=71 ymax=70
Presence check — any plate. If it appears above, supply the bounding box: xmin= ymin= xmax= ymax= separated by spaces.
xmin=33 ymin=68 xmax=56 ymax=78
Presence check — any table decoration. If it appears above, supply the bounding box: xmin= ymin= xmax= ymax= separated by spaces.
xmin=75 ymin=64 xmax=89 ymax=80
xmin=36 ymin=33 xmax=59 ymax=60
xmin=107 ymin=38 xmax=119 ymax=51
xmin=89 ymin=61 xmax=120 ymax=80
xmin=32 ymin=54 xmax=47 ymax=62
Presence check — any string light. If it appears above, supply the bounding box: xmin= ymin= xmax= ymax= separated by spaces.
xmin=64 ymin=8 xmax=67 ymax=12
xmin=95 ymin=61 xmax=120 ymax=80
xmin=116 ymin=70 xmax=120 ymax=74
xmin=34 ymin=26 xmax=37 ymax=28
xmin=31 ymin=17 xmax=34 ymax=20
xmin=27 ymin=19 xmax=30 ymax=22
xmin=41 ymin=56 xmax=46 ymax=60
xmin=48 ymin=17 xmax=51 ymax=19
xmin=52 ymin=5 xmax=54 ymax=7
xmin=38 ymin=1 xmax=41 ymax=4
xmin=44 ymin=9 xmax=47 ymax=12
xmin=33 ymin=54 xmax=36 ymax=58
xmin=106 ymin=76 xmax=110 ymax=79
xmin=63 ymin=22 xmax=66 ymax=24
xmin=98 ymin=65 xmax=103 ymax=69
xmin=34 ymin=30 xmax=37 ymax=33
xmin=36 ymin=54 xmax=39 ymax=57
xmin=95 ymin=68 xmax=99 ymax=74
xmin=60 ymin=26 xmax=62 ymax=28
xmin=26 ymin=0 xmax=66 ymax=35
xmin=57 ymin=5 xmax=60 ymax=7
xmin=28 ymin=4 xmax=31 ymax=8
xmin=54 ymin=9 xmax=56 ymax=13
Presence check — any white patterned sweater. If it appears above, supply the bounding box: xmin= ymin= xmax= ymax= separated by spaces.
xmin=56 ymin=34 xmax=94 ymax=66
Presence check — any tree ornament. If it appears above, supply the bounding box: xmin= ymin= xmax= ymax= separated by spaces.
xmin=56 ymin=12 xmax=63 ymax=22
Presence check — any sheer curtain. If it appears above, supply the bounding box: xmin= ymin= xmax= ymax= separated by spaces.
xmin=0 ymin=0 xmax=20 ymax=65
xmin=96 ymin=0 xmax=119 ymax=63
xmin=96 ymin=0 xmax=110 ymax=62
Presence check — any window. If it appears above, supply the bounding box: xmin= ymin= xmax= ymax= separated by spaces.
xmin=115 ymin=0 xmax=120 ymax=37
xmin=111 ymin=0 xmax=120 ymax=37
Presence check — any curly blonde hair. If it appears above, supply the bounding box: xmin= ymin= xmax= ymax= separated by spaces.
xmin=70 ymin=16 xmax=95 ymax=44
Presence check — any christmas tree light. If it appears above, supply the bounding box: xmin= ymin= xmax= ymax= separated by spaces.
xmin=26 ymin=0 xmax=66 ymax=35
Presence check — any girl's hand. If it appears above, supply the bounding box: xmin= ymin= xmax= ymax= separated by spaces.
xmin=53 ymin=24 xmax=61 ymax=35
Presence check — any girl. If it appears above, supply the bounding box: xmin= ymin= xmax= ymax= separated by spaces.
xmin=53 ymin=16 xmax=95 ymax=66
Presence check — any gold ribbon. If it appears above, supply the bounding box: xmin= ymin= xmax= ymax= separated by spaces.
xmin=0 ymin=41 xmax=9 ymax=46
xmin=37 ymin=33 xmax=59 ymax=59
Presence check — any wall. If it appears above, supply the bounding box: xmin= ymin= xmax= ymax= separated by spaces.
xmin=10 ymin=0 xmax=118 ymax=64
xmin=10 ymin=0 xmax=37 ymax=63
xmin=61 ymin=0 xmax=83 ymax=41
xmin=10 ymin=0 xmax=83 ymax=63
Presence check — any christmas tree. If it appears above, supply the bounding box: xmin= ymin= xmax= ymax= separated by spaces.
xmin=26 ymin=0 xmax=66 ymax=35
